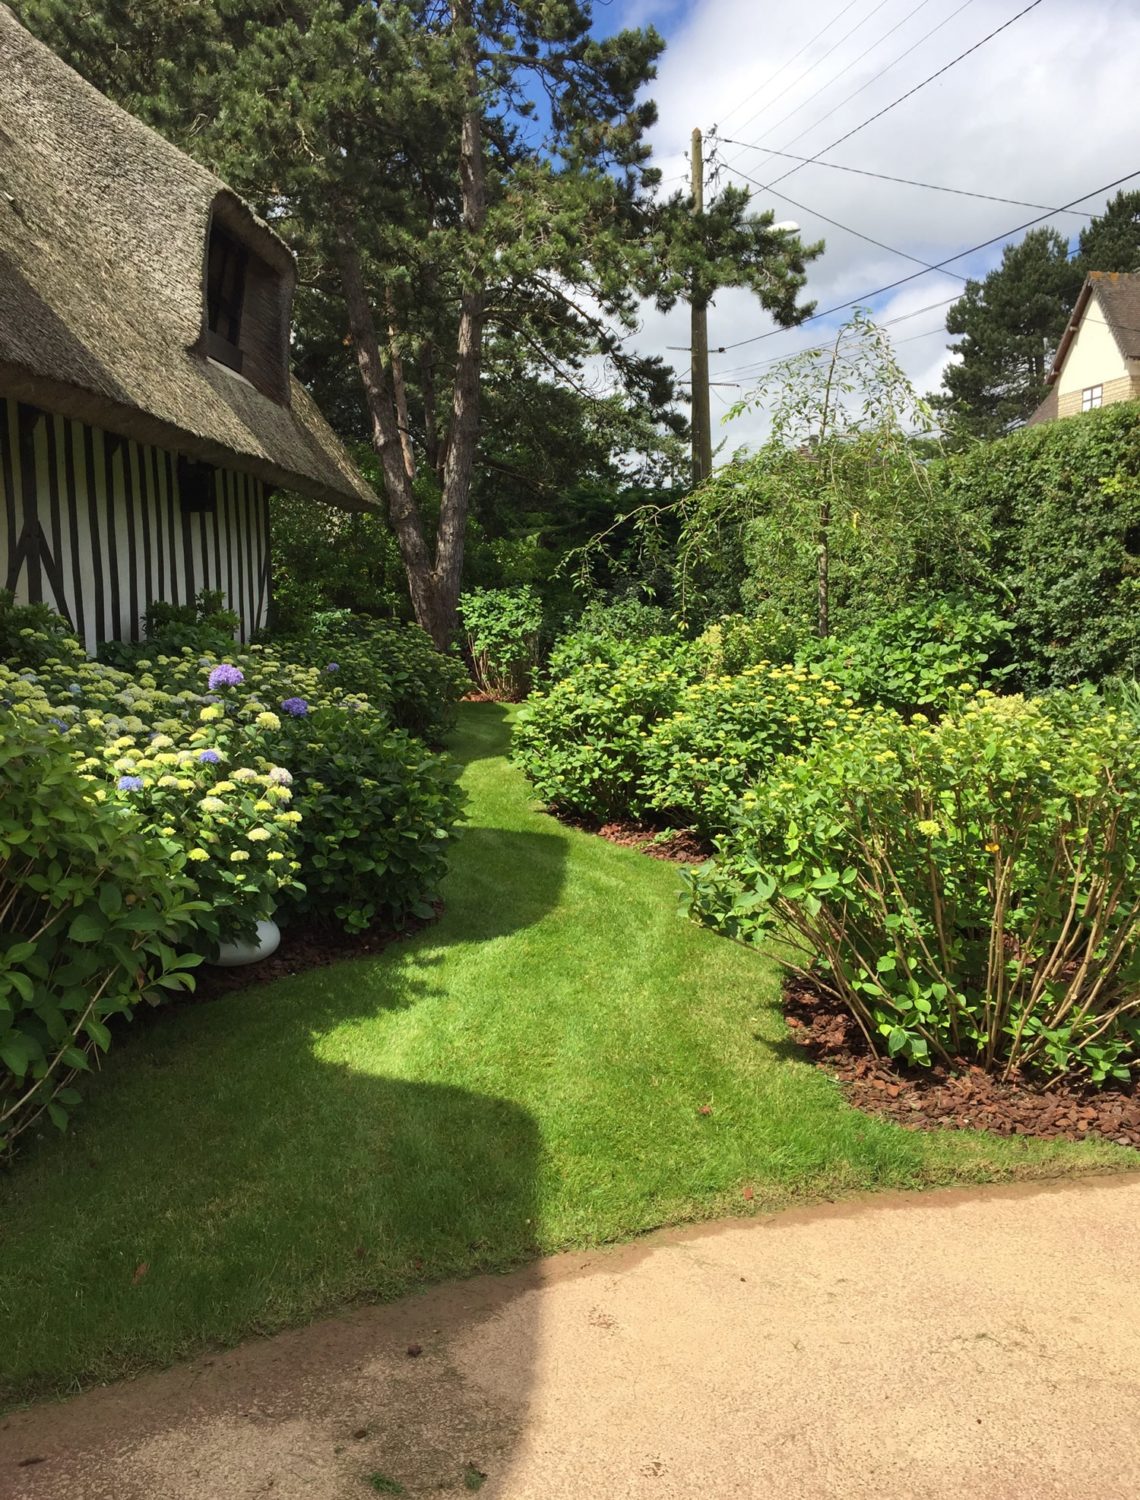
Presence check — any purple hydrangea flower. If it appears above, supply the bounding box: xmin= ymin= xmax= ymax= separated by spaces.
xmin=281 ymin=697 xmax=309 ymax=717
xmin=117 ymin=775 xmax=144 ymax=792
xmin=199 ymin=749 xmax=222 ymax=764
xmin=207 ymin=663 xmax=245 ymax=691
xmin=325 ymin=662 xmax=340 ymax=673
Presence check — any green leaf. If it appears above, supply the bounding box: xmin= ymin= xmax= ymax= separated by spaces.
xmin=68 ymin=912 xmax=107 ymax=944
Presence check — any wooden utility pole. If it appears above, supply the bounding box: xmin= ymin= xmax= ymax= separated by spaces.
xmin=690 ymin=126 xmax=713 ymax=486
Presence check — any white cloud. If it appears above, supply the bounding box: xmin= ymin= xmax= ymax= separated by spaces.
xmin=602 ymin=0 xmax=1140 ymax=457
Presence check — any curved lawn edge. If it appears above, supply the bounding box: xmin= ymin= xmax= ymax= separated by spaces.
xmin=0 ymin=704 xmax=1130 ymax=1408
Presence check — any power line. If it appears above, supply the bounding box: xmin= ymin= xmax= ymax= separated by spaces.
xmin=715 ymin=0 xmax=868 ymax=132
xmin=722 ymin=160 xmax=968 ymax=280
xmin=719 ymin=141 xmax=1095 ymax=218
xmin=709 ymin=165 xmax=1140 ymax=356
xmin=726 ymin=0 xmax=952 ymax=161
xmin=757 ymin=0 xmax=1046 ymax=194
xmin=711 ymin=296 xmax=960 ymax=381
xmin=721 ymin=0 xmax=897 ymax=142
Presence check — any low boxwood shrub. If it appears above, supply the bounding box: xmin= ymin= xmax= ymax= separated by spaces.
xmin=687 ymin=690 xmax=1140 ymax=1086
xmin=513 ymin=637 xmax=697 ymax=821
xmin=459 ymin=586 xmax=544 ymax=699
xmin=641 ymin=663 xmax=848 ymax=837
xmin=1 ymin=715 xmax=204 ymax=1152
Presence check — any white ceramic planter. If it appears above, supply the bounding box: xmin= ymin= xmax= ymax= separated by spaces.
xmin=212 ymin=917 xmax=282 ymax=968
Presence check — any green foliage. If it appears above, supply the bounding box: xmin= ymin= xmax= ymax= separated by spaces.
xmin=273 ymin=706 xmax=462 ymax=935
xmin=1077 ymin=190 xmax=1140 ymax=274
xmin=937 ymin=402 xmax=1140 ymax=686
xmin=459 ymin=586 xmax=544 ymax=699
xmin=0 ymin=590 xmax=75 ymax=668
xmin=641 ymin=663 xmax=846 ymax=837
xmin=98 ymin=589 xmax=239 ymax=670
xmin=0 ymin=715 xmax=204 ymax=1152
xmin=935 ymin=227 xmax=1084 ymax=441
xmin=692 ymin=611 xmax=801 ymax=676
xmin=269 ymin=489 xmax=408 ymax=632
xmin=3 ymin=610 xmax=464 ymax=940
xmin=544 ymin=595 xmax=674 ymax=680
xmin=273 ymin=615 xmax=469 ymax=741
xmin=688 ymin=691 xmax=1140 ymax=1086
xmin=798 ymin=597 xmax=1014 ymax=717
xmin=512 ymin=637 xmax=696 ymax=821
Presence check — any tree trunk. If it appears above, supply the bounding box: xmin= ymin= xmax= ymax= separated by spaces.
xmin=431 ymin=0 xmax=488 ymax=648
xmin=385 ymin=290 xmax=416 ymax=484
xmin=335 ymin=227 xmax=443 ymax=639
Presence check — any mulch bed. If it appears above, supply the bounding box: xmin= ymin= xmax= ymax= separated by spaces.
xmin=561 ymin=815 xmax=712 ymax=864
xmin=188 ymin=908 xmax=440 ymax=1003
xmin=784 ymin=977 xmax=1140 ymax=1149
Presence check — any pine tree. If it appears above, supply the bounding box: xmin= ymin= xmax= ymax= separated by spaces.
xmin=16 ymin=1 xmax=820 ymax=643
xmin=1077 ymin=190 xmax=1140 ymax=273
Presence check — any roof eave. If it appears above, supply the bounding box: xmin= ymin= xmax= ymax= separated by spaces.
xmin=0 ymin=361 xmax=379 ymax=512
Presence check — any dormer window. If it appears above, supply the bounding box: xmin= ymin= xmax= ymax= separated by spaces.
xmin=199 ymin=198 xmax=296 ymax=406
xmin=205 ymin=227 xmax=248 ymax=371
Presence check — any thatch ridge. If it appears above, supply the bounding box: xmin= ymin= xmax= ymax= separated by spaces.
xmin=0 ymin=5 xmax=376 ymax=511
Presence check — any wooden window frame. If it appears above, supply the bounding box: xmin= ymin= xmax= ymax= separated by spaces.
xmin=1082 ymin=384 xmax=1104 ymax=412
xmin=206 ymin=227 xmax=248 ymax=373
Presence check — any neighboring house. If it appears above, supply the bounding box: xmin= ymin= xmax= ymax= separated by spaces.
xmin=0 ymin=5 xmax=375 ymax=653
xmin=1029 ymin=271 xmax=1140 ymax=426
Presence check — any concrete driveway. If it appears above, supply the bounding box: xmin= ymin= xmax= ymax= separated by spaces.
xmin=3 ymin=1174 xmax=1139 ymax=1500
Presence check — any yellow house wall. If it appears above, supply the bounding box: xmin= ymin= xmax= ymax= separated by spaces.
xmin=1056 ymin=305 xmax=1129 ymax=397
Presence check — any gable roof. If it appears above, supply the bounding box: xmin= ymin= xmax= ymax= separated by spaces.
xmin=1047 ymin=271 xmax=1140 ymax=387
xmin=0 ymin=5 xmax=377 ymax=511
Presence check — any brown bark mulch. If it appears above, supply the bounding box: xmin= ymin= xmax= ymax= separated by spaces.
xmin=560 ymin=814 xmax=712 ymax=864
xmin=783 ymin=977 xmax=1140 ymax=1149
xmin=189 ymin=908 xmax=440 ymax=1003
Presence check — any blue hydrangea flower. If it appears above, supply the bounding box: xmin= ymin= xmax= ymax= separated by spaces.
xmin=117 ymin=775 xmax=144 ymax=792
xmin=208 ymin=663 xmax=245 ymax=690
xmin=199 ymin=749 xmax=222 ymax=764
xmin=68 ymin=682 xmax=82 ymax=695
xmin=281 ymin=697 xmax=309 ymax=717
xmin=325 ymin=662 xmax=340 ymax=673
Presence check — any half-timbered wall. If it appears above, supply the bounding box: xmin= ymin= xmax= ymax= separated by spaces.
xmin=0 ymin=397 xmax=270 ymax=653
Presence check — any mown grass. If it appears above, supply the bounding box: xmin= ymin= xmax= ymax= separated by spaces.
xmin=0 ymin=703 xmax=1129 ymax=1406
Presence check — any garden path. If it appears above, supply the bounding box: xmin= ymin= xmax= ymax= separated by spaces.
xmin=3 ymin=1173 xmax=1139 ymax=1498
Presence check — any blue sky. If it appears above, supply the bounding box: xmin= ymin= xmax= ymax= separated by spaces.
xmin=580 ymin=0 xmax=1140 ymax=453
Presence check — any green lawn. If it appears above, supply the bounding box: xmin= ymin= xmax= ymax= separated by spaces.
xmin=0 ymin=703 xmax=1128 ymax=1406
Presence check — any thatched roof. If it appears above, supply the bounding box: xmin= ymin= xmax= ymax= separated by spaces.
xmin=1047 ymin=271 xmax=1140 ymax=387
xmin=0 ymin=5 xmax=377 ymax=511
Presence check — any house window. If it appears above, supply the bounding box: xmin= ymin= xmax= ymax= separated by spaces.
xmin=205 ymin=226 xmax=248 ymax=372
xmin=1082 ymin=384 xmax=1103 ymax=411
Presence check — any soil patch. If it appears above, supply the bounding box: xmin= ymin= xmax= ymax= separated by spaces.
xmin=784 ymin=977 xmax=1140 ymax=1149
xmin=562 ymin=815 xmax=712 ymax=864
xmin=189 ymin=908 xmax=440 ymax=1002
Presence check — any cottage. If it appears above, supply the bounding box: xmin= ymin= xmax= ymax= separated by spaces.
xmin=1029 ymin=271 xmax=1140 ymax=426
xmin=0 ymin=5 xmax=376 ymax=653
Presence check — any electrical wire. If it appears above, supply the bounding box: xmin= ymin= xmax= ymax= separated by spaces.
xmin=722 ymin=160 xmax=968 ymax=279
xmin=726 ymin=0 xmax=953 ymax=155
xmin=718 ymin=141 xmax=1095 ymax=218
xmin=708 ymin=165 xmax=1140 ymax=356
xmin=756 ymin=0 xmax=1046 ymax=193
xmin=715 ymin=0 xmax=868 ymax=132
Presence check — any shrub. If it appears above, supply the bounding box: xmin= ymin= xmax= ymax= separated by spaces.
xmin=513 ymin=637 xmax=697 ymax=821
xmin=642 ymin=663 xmax=846 ymax=837
xmin=937 ymin=402 xmax=1140 ymax=687
xmin=459 ymin=586 xmax=544 ymax=699
xmin=693 ymin=611 xmax=801 ymax=677
xmin=687 ymin=691 xmax=1140 ymax=1086
xmin=0 ymin=591 xmax=75 ymax=668
xmin=0 ymin=715 xmax=204 ymax=1151
xmin=273 ymin=706 xmax=463 ymax=933
xmin=98 ymin=588 xmax=240 ymax=670
xmin=544 ymin=596 xmax=673 ymax=681
xmin=797 ymin=596 xmax=1013 ymax=718
xmin=278 ymin=615 xmax=469 ymax=741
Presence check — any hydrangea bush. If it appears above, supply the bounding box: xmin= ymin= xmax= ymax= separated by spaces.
xmin=512 ymin=637 xmax=698 ymax=821
xmin=641 ymin=664 xmax=849 ymax=837
xmin=686 ymin=690 xmax=1140 ymax=1086
xmin=1 ymin=715 xmax=204 ymax=1151
xmin=0 ymin=600 xmax=466 ymax=1144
